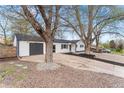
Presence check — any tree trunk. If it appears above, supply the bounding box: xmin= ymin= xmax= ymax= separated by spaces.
xmin=96 ymin=42 xmax=99 ymax=53
xmin=45 ymin=39 xmax=53 ymax=63
xmin=3 ymin=30 xmax=7 ymax=45
xmin=96 ymin=36 xmax=100 ymax=53
xmin=85 ymin=5 xmax=93 ymax=55
xmin=85 ymin=42 xmax=91 ymax=54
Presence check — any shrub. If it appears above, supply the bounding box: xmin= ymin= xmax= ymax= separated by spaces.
xmin=109 ymin=40 xmax=116 ymax=49
xmin=116 ymin=48 xmax=123 ymax=53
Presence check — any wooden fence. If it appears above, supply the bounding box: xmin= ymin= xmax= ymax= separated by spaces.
xmin=0 ymin=46 xmax=16 ymax=58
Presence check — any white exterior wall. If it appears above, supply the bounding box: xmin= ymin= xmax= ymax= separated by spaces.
xmin=53 ymin=43 xmax=70 ymax=53
xmin=71 ymin=43 xmax=76 ymax=53
xmin=19 ymin=41 xmax=29 ymax=56
xmin=76 ymin=41 xmax=84 ymax=52
xmin=13 ymin=36 xmax=17 ymax=47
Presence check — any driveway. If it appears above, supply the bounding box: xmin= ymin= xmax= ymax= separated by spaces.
xmin=20 ymin=53 xmax=124 ymax=78
xmin=21 ymin=53 xmax=124 ymax=77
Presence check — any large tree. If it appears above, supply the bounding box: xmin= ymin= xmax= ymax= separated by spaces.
xmin=21 ymin=5 xmax=60 ymax=64
xmin=61 ymin=5 xmax=124 ymax=54
xmin=60 ymin=5 xmax=96 ymax=54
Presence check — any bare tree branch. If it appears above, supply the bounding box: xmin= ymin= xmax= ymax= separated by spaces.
xmin=37 ymin=5 xmax=50 ymax=28
xmin=52 ymin=5 xmax=60 ymax=36
xmin=21 ymin=5 xmax=46 ymax=40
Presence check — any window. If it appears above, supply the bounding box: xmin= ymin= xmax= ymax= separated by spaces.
xmin=80 ymin=45 xmax=83 ymax=48
xmin=61 ymin=44 xmax=68 ymax=49
xmin=76 ymin=44 xmax=77 ymax=48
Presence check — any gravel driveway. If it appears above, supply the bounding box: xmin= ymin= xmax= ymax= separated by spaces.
xmin=1 ymin=59 xmax=124 ymax=88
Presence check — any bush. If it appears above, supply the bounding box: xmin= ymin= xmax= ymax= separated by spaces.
xmin=109 ymin=40 xmax=116 ymax=49
xmin=116 ymin=48 xmax=123 ymax=53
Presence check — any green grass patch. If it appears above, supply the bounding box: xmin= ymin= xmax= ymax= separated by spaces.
xmin=111 ymin=49 xmax=124 ymax=55
xmin=0 ymin=63 xmax=29 ymax=84
xmin=0 ymin=65 xmax=16 ymax=81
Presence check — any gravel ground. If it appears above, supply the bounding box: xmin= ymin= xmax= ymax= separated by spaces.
xmin=1 ymin=60 xmax=124 ymax=88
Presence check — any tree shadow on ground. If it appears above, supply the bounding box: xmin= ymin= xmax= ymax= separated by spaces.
xmin=64 ymin=53 xmax=124 ymax=67
xmin=0 ymin=57 xmax=17 ymax=63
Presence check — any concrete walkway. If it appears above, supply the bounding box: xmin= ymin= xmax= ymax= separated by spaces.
xmin=20 ymin=53 xmax=124 ymax=78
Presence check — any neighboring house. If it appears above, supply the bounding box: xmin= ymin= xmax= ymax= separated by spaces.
xmin=13 ymin=34 xmax=84 ymax=57
xmin=0 ymin=34 xmax=4 ymax=44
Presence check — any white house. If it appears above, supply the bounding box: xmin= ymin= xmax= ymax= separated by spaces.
xmin=13 ymin=34 xmax=84 ymax=57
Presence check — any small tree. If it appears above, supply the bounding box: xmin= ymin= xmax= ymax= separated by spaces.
xmin=117 ymin=40 xmax=123 ymax=52
xmin=0 ymin=17 xmax=9 ymax=45
xmin=118 ymin=43 xmax=123 ymax=49
xmin=11 ymin=18 xmax=33 ymax=35
xmin=109 ymin=40 xmax=116 ymax=49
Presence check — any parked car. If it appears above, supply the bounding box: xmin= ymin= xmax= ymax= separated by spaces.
xmin=101 ymin=48 xmax=111 ymax=53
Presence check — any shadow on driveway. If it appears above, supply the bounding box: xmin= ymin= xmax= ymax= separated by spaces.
xmin=64 ymin=53 xmax=124 ymax=67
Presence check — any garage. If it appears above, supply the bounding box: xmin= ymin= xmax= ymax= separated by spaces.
xmin=30 ymin=43 xmax=43 ymax=55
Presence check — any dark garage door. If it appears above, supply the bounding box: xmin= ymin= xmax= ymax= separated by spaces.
xmin=30 ymin=43 xmax=43 ymax=55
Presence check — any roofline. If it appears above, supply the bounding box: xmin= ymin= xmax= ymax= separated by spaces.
xmin=14 ymin=34 xmax=80 ymax=43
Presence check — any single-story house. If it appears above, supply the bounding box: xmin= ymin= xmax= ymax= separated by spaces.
xmin=13 ymin=34 xmax=84 ymax=57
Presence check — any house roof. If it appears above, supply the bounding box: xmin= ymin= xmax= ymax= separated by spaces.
xmin=70 ymin=40 xmax=80 ymax=43
xmin=15 ymin=34 xmax=79 ymax=43
xmin=15 ymin=34 xmax=43 ymax=42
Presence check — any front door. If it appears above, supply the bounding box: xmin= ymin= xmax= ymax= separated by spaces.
xmin=69 ymin=45 xmax=71 ymax=52
xmin=53 ymin=45 xmax=56 ymax=53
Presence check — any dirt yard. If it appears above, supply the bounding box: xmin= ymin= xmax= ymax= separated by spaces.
xmin=1 ymin=58 xmax=124 ymax=88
